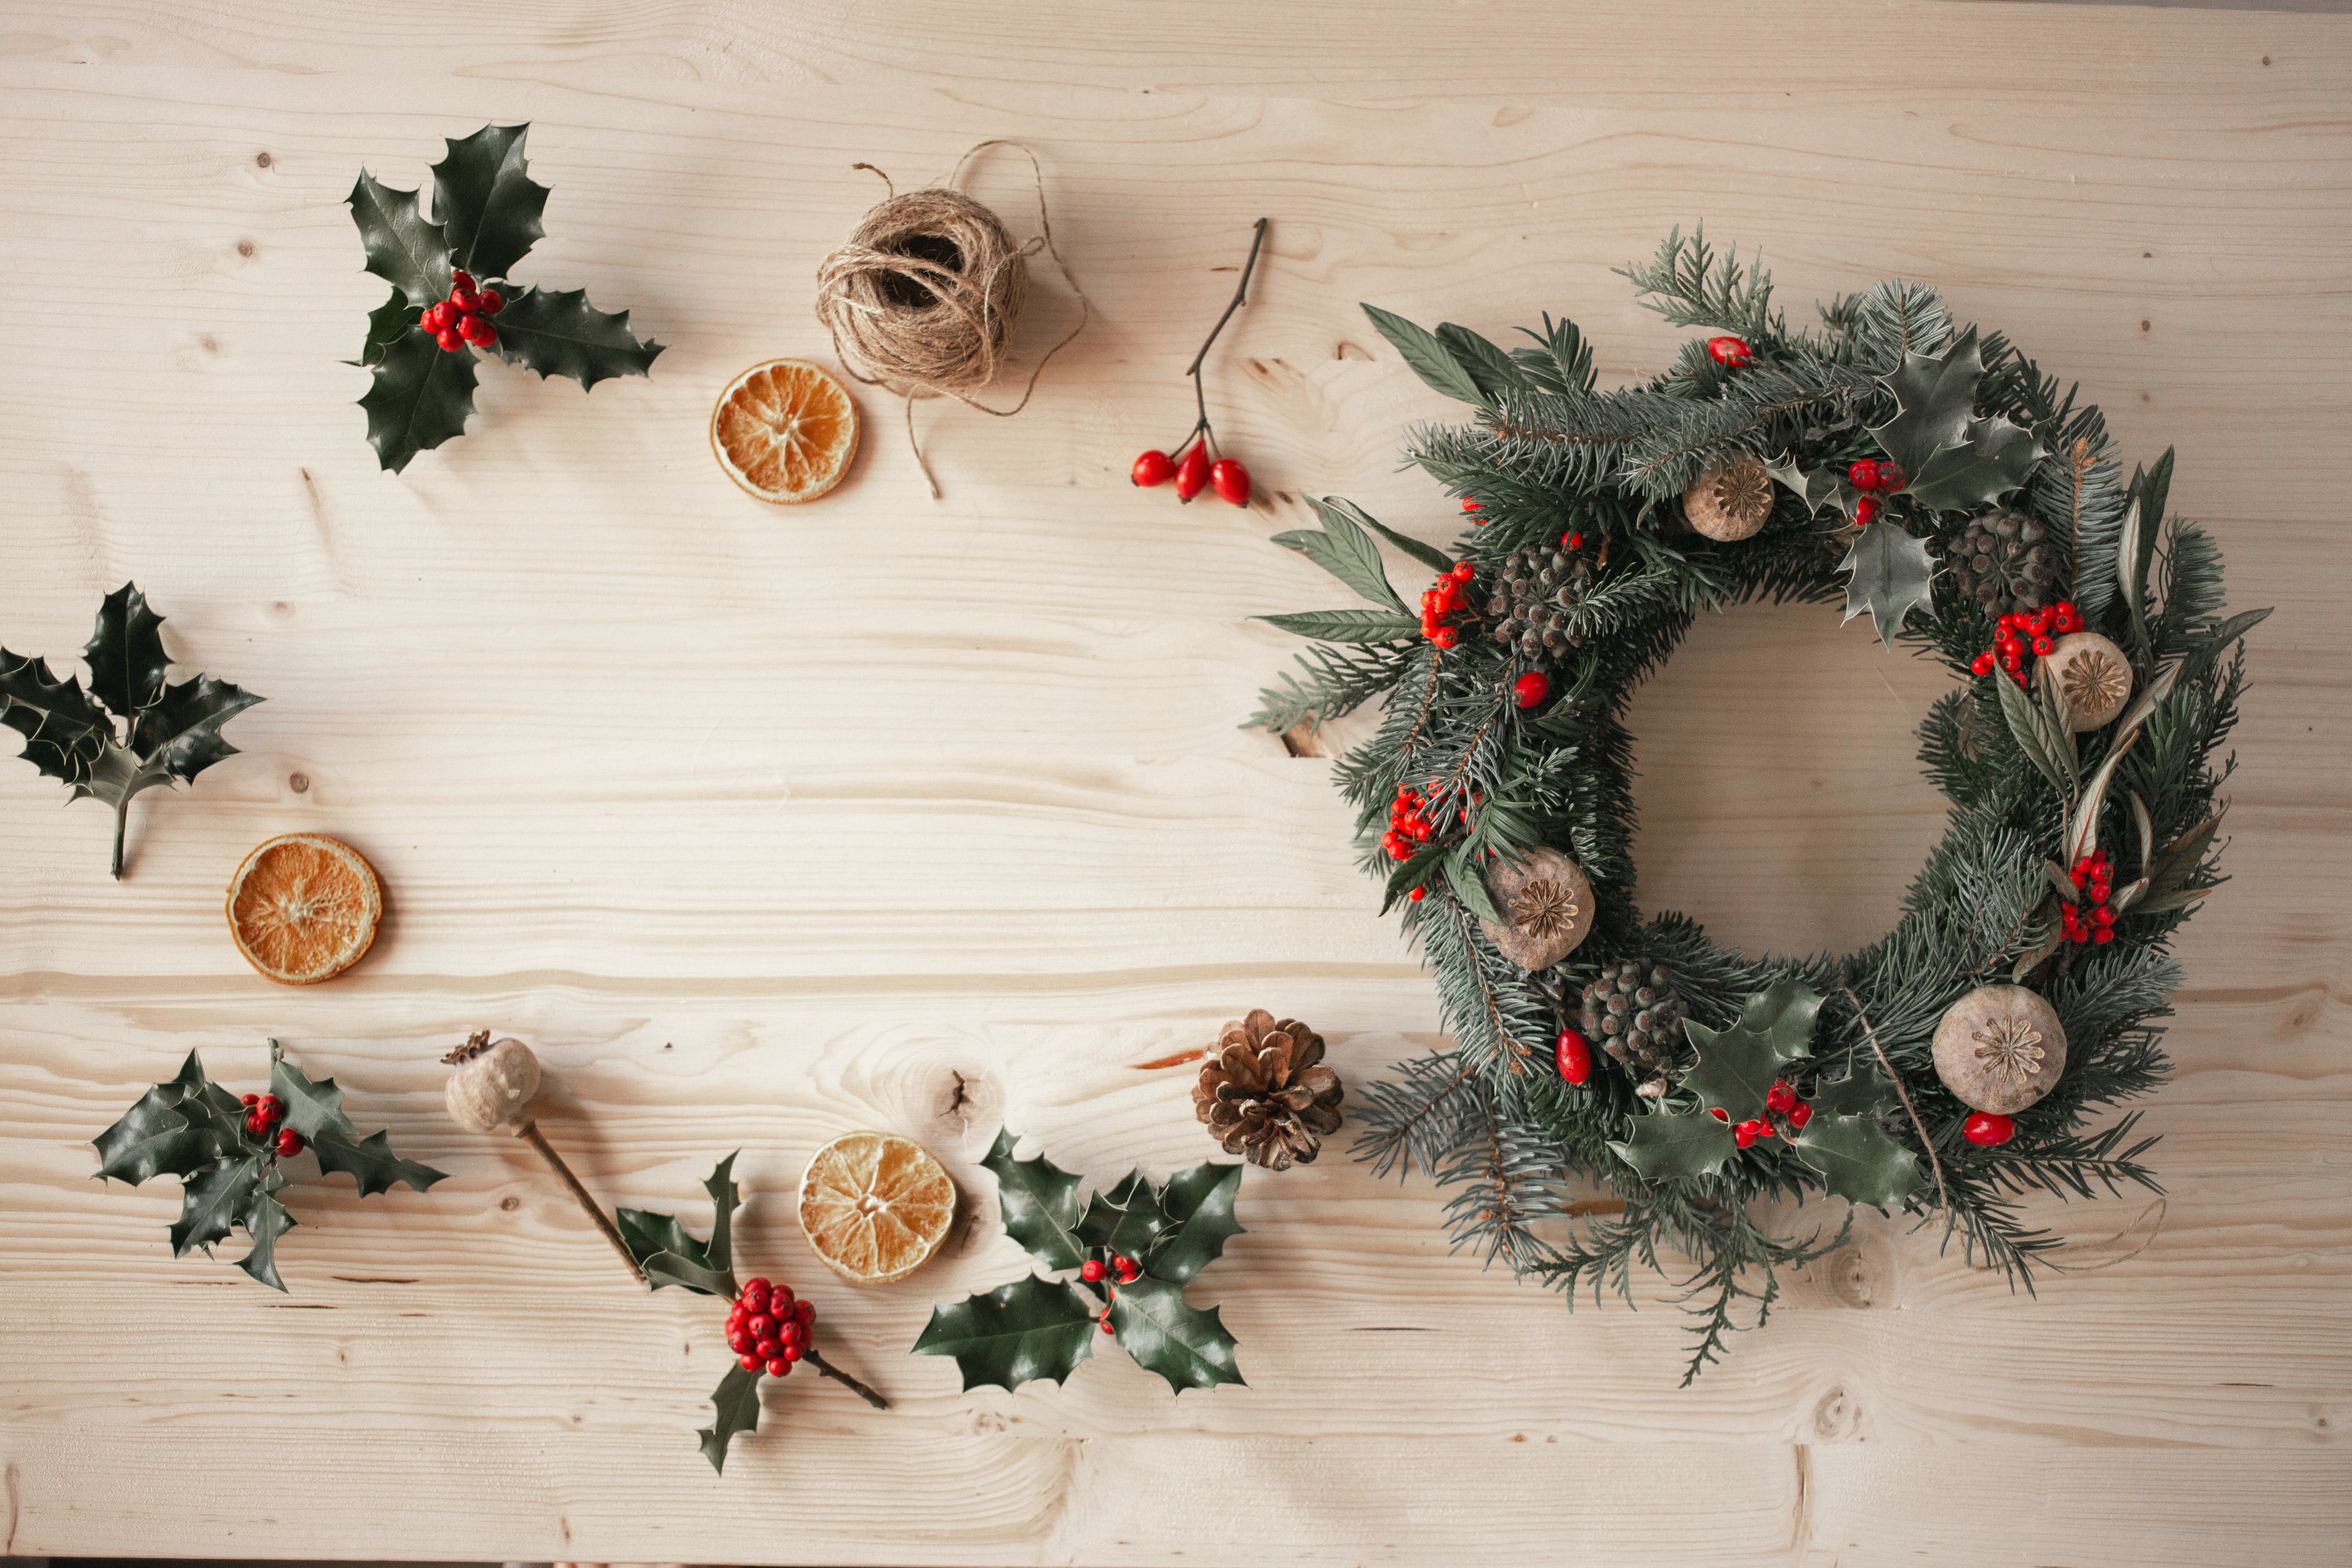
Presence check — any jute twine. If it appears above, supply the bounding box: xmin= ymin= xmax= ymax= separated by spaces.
xmin=813 ymin=140 xmax=1089 ymax=497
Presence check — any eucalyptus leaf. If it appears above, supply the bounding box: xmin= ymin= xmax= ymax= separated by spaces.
xmin=1256 ymin=609 xmax=1421 ymax=643
xmin=1435 ymin=322 xmax=1532 ymax=401
xmin=1320 ymin=496 xmax=1455 ymax=576
xmin=1997 ymin=672 xmax=2075 ymax=793
xmin=1361 ymin=303 xmax=1488 ymax=406
xmin=1448 ymin=848 xmax=1507 ymax=926
xmin=1290 ymin=497 xmax=1409 ymax=612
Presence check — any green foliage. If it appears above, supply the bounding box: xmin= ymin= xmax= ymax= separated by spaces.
xmin=91 ymin=1041 xmax=443 ymax=1292
xmin=615 ymin=1153 xmax=741 ymax=1297
xmin=913 ymin=1128 xmax=1246 ymax=1396
xmin=347 ymin=122 xmax=660 ymax=474
xmin=0 ymin=583 xmax=263 ymax=878
xmin=1252 ymin=233 xmax=2266 ymax=1381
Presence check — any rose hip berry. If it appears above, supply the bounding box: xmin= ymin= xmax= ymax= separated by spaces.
xmin=1210 ymin=457 xmax=1252 ymax=507
xmin=1963 ymin=1112 xmax=2016 ymax=1146
xmin=1131 ymin=450 xmax=1175 ymax=487
xmin=1512 ymin=671 xmax=1551 ymax=708
xmin=1555 ymin=1027 xmax=1593 ymax=1086
xmin=1136 ymin=217 xmax=1268 ymax=511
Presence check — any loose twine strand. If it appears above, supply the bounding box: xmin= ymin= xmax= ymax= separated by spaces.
xmin=813 ymin=140 xmax=1090 ymax=498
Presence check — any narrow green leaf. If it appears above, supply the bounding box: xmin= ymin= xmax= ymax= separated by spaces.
xmin=309 ymin=1127 xmax=445 ymax=1199
xmin=488 ymin=285 xmax=663 ymax=390
xmin=2125 ymin=448 xmax=2173 ymax=654
xmin=2181 ymin=606 xmax=2272 ymax=683
xmin=980 ymin=1127 xmax=1090 ymax=1272
xmin=346 ymin=169 xmax=451 ymax=307
xmin=428 ymin=122 xmax=548 ymax=282
xmin=1361 ymin=303 xmax=1488 ymax=406
xmin=1109 ymin=1276 xmax=1245 ymax=1393
xmin=1435 ymin=322 xmax=1532 ymax=400
xmin=1380 ymin=842 xmax=1449 ymax=916
xmin=697 ymin=1362 xmax=764 ymax=1474
xmin=1792 ymin=1113 xmax=1922 ymax=1209
xmin=1256 ymin=609 xmax=1421 ymax=643
xmin=1446 ymin=849 xmax=1507 ymax=926
xmin=910 ymin=1274 xmax=1099 ymax=1393
xmin=2148 ymin=806 xmax=2225 ymax=895
xmin=1145 ymin=1162 xmax=1244 ymax=1286
xmin=1295 ymin=497 xmax=1407 ymax=611
xmin=2131 ymin=886 xmax=2212 ymax=915
xmin=359 ymin=328 xmax=479 ymax=474
xmin=2044 ymin=858 xmax=2081 ymax=904
xmin=1997 ymin=673 xmax=2073 ymax=793
xmin=2131 ymin=793 xmax=2156 ymax=884
xmin=1320 ymin=496 xmax=1455 ymax=576
xmin=1610 ymin=1109 xmax=1738 ymax=1181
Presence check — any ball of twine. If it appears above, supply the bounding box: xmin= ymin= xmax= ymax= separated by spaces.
xmin=813 ymin=181 xmax=1031 ymax=401
xmin=812 ymin=143 xmax=1088 ymax=497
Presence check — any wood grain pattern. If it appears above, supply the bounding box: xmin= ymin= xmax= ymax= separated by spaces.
xmin=1 ymin=2 xmax=2348 ymax=1562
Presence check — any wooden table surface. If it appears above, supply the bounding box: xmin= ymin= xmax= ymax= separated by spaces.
xmin=2 ymin=3 xmax=2348 ymax=1564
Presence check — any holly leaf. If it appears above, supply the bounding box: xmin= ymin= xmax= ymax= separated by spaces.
xmin=1361 ymin=303 xmax=1488 ymax=407
xmin=346 ymin=169 xmax=451 ymax=308
xmin=1271 ymin=498 xmax=1407 ymax=613
xmin=82 ymin=582 xmax=168 ymax=725
xmin=981 ymin=1127 xmax=1090 ymax=1272
xmin=429 ymin=122 xmax=548 ymax=283
xmin=1681 ymin=980 xmax=1821 ymax=1121
xmin=622 ymin=1152 xmax=740 ymax=1296
xmin=1868 ymin=327 xmax=2045 ymax=512
xmin=234 ymin=1169 xmax=296 ymax=1292
xmin=170 ymin=1155 xmax=261 ymax=1257
xmin=487 ymin=285 xmax=663 ymax=391
xmin=359 ymin=328 xmax=479 ymax=474
xmin=1256 ymin=609 xmax=1422 ymax=643
xmin=1838 ymin=526 xmax=1937 ymax=648
xmin=697 ymin=1361 xmax=764 ymax=1474
xmin=309 ymin=1127 xmax=446 ymax=1200
xmin=0 ymin=646 xmax=111 ymax=788
xmin=1078 ymin=1171 xmax=1170 ymax=1259
xmin=1610 ymin=1108 xmax=1737 ymax=1180
xmin=1764 ymin=453 xmax=1852 ymax=518
xmin=910 ymin=1273 xmax=1099 ymax=1393
xmin=269 ymin=1050 xmax=355 ymax=1141
xmin=1145 ymin=1161 xmax=1244 ymax=1286
xmin=1792 ymin=1112 xmax=1922 ymax=1209
xmin=1109 ymin=1276 xmax=1245 ymax=1394
xmin=93 ymin=1083 xmax=229 ymax=1185
xmin=354 ymin=289 xmax=420 ymax=368
xmin=1806 ymin=1066 xmax=1896 ymax=1118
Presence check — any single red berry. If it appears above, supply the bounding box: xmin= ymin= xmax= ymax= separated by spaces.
xmin=451 ymin=268 xmax=475 ymax=292
xmin=449 ymin=288 xmax=478 ymax=314
xmin=1847 ymin=459 xmax=1881 ymax=492
xmin=744 ymin=1277 xmax=771 ymax=1299
xmin=1854 ymin=496 xmax=1880 ymax=527
xmin=781 ymin=1342 xmax=804 ymax=1362
xmin=766 ymin=1357 xmax=790 ymax=1377
xmin=242 ymin=1093 xmax=260 ymax=1107
xmin=1512 ymin=671 xmax=1550 ymax=708
xmin=1450 ymin=561 xmax=1475 ymax=581
xmin=1755 ymin=1118 xmax=1776 ymax=1139
xmin=1100 ymin=1316 xmax=1117 ymax=1335
xmin=1081 ymin=1259 xmax=1106 ymax=1282
xmin=1998 ymin=637 xmax=2025 ymax=659
xmin=1710 ymin=1107 xmax=1730 ymax=1123
xmin=748 ymin=1313 xmax=775 ymax=1339
xmin=2093 ymin=906 xmax=2116 ymax=927
xmin=1565 ymin=531 xmax=1583 ymax=551
xmin=1174 ymin=443 xmax=1211 ymax=502
xmin=1407 ymin=886 xmax=1427 ymax=903
xmin=475 ymin=288 xmax=503 ymax=316
xmin=1461 ymin=497 xmax=1481 ymax=513
xmin=1765 ymin=1082 xmax=1795 ymax=1114
xmin=1555 ymin=1028 xmax=1593 ymax=1087
xmin=436 ymin=327 xmax=463 ymax=353
xmin=1210 ymin=457 xmax=1252 ymax=507
xmin=1433 ymin=626 xmax=1460 ymax=650
xmin=1733 ymin=1123 xmax=1758 ymax=1149
xmin=755 ymin=1338 xmax=782 ymax=1361
xmin=1131 ymin=450 xmax=1175 ymax=487
xmin=1111 ymin=1255 xmax=1133 ymax=1275
xmin=275 ymin=1128 xmax=304 ymax=1158
xmin=1876 ymin=464 xmax=1905 ymax=494
xmin=462 ymin=315 xmax=497 ymax=347
xmin=2032 ymin=635 xmax=2056 ymax=657
xmin=739 ymin=1352 xmax=761 ymax=1370
xmin=727 ymin=1332 xmax=751 ymax=1356
xmin=1706 ymin=335 xmax=1754 ymax=368
xmin=1963 ymin=1112 xmax=2015 ymax=1147
xmin=1788 ymin=1102 xmax=1812 ymax=1130
xmin=2093 ymin=927 xmax=2115 ymax=944
xmin=1971 ymin=652 xmax=1997 ymax=677
xmin=794 ymin=1300 xmax=816 ymax=1327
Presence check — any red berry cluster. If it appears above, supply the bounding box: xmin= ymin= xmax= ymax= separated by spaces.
xmin=240 ymin=1093 xmax=303 ymax=1158
xmin=1844 ymin=459 xmax=1906 ymax=527
xmin=2061 ymin=848 xmax=2118 ymax=946
xmin=1133 ymin=443 xmax=1249 ymax=506
xmin=1709 ymin=1078 xmax=1813 ymax=1148
xmin=1707 ymin=335 xmax=1753 ymax=368
xmin=726 ymin=1276 xmax=816 ymax=1378
xmin=1418 ymin=561 xmax=1476 ymax=649
xmin=1382 ymin=784 xmax=1436 ymax=865
xmin=423 ymin=269 xmax=503 ymax=354
xmin=1969 ymin=600 xmax=2084 ymax=689
xmin=1079 ymin=1250 xmax=1142 ymax=1333
xmin=1963 ymin=1111 xmax=2016 ymax=1146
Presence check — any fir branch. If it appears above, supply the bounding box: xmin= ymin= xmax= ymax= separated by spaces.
xmin=1615 ymin=226 xmax=1781 ymax=340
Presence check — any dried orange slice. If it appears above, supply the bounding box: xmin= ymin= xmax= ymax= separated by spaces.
xmin=226 ymin=833 xmax=383 ymax=985
xmin=797 ymin=1130 xmax=956 ymax=1285
xmin=711 ymin=358 xmax=860 ymax=503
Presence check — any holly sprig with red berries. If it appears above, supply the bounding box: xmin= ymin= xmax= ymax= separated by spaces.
xmin=1130 ymin=218 xmax=1266 ymax=509
xmin=347 ymin=122 xmax=663 ymax=473
xmin=91 ymin=1040 xmax=445 ymax=1291
xmin=610 ymin=1154 xmax=888 ymax=1474
xmin=911 ymin=1128 xmax=1246 ymax=1397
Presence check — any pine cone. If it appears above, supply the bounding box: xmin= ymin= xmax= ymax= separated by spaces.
xmin=1485 ymin=539 xmax=1594 ymax=669
xmin=1950 ymin=507 xmax=2062 ymax=617
xmin=1194 ymin=1009 xmax=1344 ymax=1171
xmin=1581 ymin=959 xmax=1687 ymax=1097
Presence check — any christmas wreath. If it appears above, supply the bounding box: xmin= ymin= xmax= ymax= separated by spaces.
xmin=1253 ymin=231 xmax=2267 ymax=1378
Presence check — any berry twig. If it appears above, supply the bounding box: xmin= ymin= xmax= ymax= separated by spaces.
xmin=513 ymin=1119 xmax=646 ymax=1282
xmin=804 ymin=1346 xmax=889 ymax=1409
xmin=1131 ymin=218 xmax=1269 ymax=506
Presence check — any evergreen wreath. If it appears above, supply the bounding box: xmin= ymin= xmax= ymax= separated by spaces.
xmin=1252 ymin=230 xmax=2269 ymax=1379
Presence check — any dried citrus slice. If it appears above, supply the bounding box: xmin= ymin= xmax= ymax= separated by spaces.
xmin=797 ymin=1130 xmax=956 ymax=1285
xmin=226 ymin=833 xmax=383 ymax=985
xmin=711 ymin=357 xmax=860 ymax=503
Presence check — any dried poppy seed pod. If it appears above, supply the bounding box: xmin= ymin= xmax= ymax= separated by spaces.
xmin=442 ymin=1030 xmax=542 ymax=1133
xmin=1682 ymin=453 xmax=1773 ymax=542
xmin=2042 ymin=631 xmax=2133 ymax=731
xmin=1932 ymin=986 xmax=2066 ymax=1115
